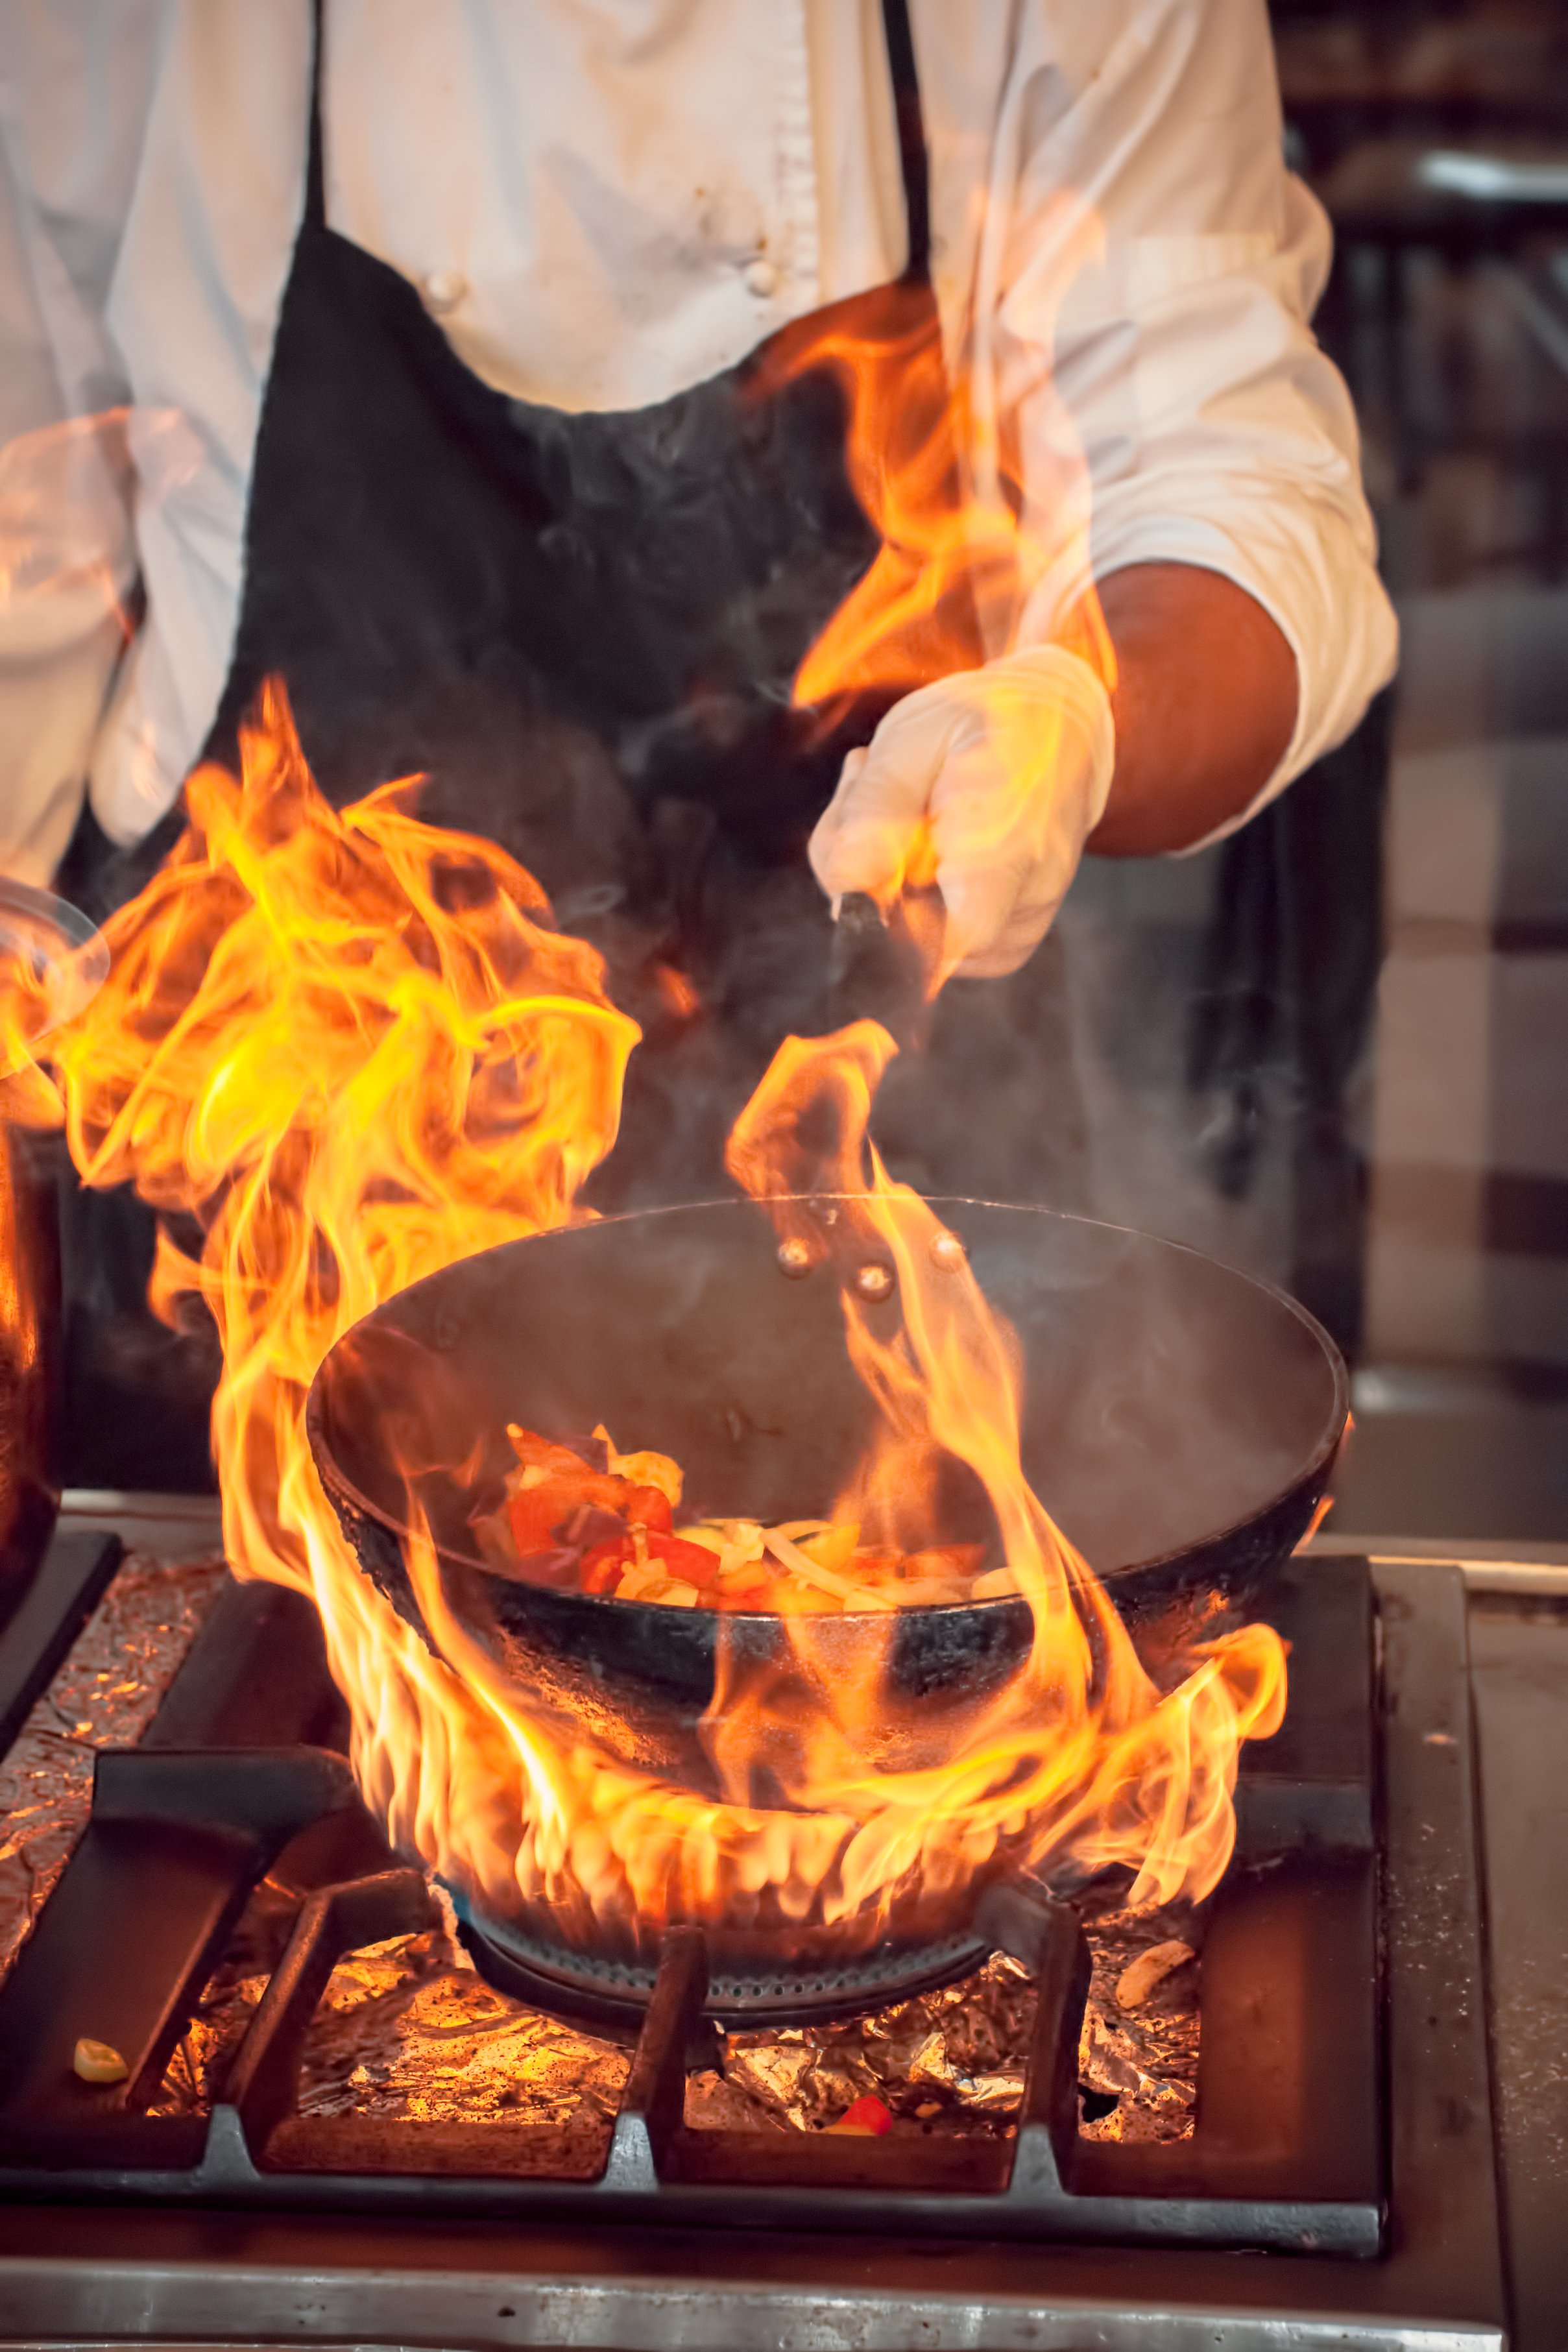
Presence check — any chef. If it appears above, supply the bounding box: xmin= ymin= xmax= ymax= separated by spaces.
xmin=0 ymin=1 xmax=1395 ymax=1200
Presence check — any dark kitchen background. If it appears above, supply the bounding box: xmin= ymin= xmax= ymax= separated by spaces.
xmin=1031 ymin=0 xmax=1568 ymax=1551
xmin=55 ymin=0 xmax=1568 ymax=1553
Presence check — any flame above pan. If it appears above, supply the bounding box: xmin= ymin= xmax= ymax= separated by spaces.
xmin=0 ymin=686 xmax=1285 ymax=1963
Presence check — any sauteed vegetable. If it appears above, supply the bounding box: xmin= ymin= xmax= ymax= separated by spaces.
xmin=473 ymin=1423 xmax=1013 ymax=1613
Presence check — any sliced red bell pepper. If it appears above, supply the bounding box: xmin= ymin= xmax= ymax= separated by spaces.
xmin=830 ymin=2094 xmax=893 ymax=2136
xmin=579 ymin=1530 xmax=721 ymax=1596
xmin=580 ymin=1538 xmax=632 ymax=1594
xmin=505 ymin=1442 xmax=675 ymax=1560
xmin=508 ymin=1472 xmax=594 ymax=1558
xmin=621 ymin=1483 xmax=674 ymax=1535
xmin=651 ymin=1531 xmax=720 ymax=1586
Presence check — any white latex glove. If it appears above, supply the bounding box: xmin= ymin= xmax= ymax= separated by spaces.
xmin=808 ymin=646 xmax=1116 ymax=980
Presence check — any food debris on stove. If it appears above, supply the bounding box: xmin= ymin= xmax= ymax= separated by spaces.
xmin=473 ymin=1423 xmax=994 ymax=1612
xmin=690 ymin=1903 xmax=1200 ymax=2145
xmin=828 ymin=2092 xmax=894 ymax=2135
xmin=139 ymin=1854 xmax=1202 ymax=2148
xmin=71 ymin=2035 xmax=128 ymax=2084
xmin=294 ymin=1926 xmax=630 ymax=2132
xmin=704 ymin=1950 xmax=1036 ymax=2136
xmin=1115 ymin=1937 xmax=1196 ymax=2011
xmin=0 ymin=1551 xmax=228 ymax=1988
xmin=1076 ymin=1902 xmax=1203 ymax=2144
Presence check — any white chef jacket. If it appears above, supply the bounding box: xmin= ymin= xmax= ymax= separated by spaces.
xmin=0 ymin=0 xmax=1397 ymax=869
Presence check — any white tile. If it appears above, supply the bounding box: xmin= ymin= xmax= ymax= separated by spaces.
xmin=1386 ymin=742 xmax=1502 ymax=929
xmin=1395 ymin=586 xmax=1568 ymax=753
xmin=1372 ymin=951 xmax=1493 ymax=1169
xmin=1490 ymin=957 xmax=1568 ymax=1174
xmin=1364 ymin=1224 xmax=1490 ymax=1362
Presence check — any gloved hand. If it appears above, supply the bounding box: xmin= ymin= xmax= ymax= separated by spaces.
xmin=808 ymin=645 xmax=1116 ymax=980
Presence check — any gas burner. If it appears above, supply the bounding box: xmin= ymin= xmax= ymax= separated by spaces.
xmin=451 ymin=1892 xmax=993 ymax=2030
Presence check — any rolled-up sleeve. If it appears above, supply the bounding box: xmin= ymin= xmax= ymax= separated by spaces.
xmin=974 ymin=0 xmax=1398 ymax=838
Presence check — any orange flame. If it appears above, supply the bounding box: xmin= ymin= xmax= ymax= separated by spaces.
xmin=716 ymin=234 xmax=1290 ymax=1907
xmin=722 ymin=1021 xmax=1285 ymax=1915
xmin=712 ymin=212 xmax=1292 ymax=1905
xmin=0 ymin=688 xmax=674 ymax=1946
xmin=39 ymin=687 xmax=634 ymax=1595
xmin=0 ymin=690 xmax=1283 ymax=1959
xmin=753 ymin=201 xmax=1117 ymax=720
xmin=0 ymin=184 xmax=1289 ymax=1958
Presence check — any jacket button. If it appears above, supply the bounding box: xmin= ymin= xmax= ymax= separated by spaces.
xmin=743 ymin=257 xmax=780 ymax=299
xmin=422 ymin=269 xmax=468 ymax=314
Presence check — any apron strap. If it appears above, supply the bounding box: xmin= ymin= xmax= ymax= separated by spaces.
xmin=306 ymin=2 xmax=928 ymax=282
xmin=306 ymin=0 xmax=326 ymax=231
xmin=880 ymin=0 xmax=931 ymax=285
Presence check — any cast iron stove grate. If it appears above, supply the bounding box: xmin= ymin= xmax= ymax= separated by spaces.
xmin=0 ymin=1549 xmax=1381 ymax=2253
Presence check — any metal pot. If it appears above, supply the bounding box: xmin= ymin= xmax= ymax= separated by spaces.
xmin=306 ymin=1196 xmax=1347 ymax=1788
xmin=0 ymin=880 xmax=106 ymax=1623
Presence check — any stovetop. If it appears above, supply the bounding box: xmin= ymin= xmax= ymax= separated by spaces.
xmin=0 ymin=1516 xmax=1520 ymax=2347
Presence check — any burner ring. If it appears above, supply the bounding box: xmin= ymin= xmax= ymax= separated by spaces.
xmin=446 ymin=1887 xmax=992 ymax=2030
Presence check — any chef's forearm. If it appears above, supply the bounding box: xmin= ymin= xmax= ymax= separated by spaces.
xmin=1074 ymin=563 xmax=1299 ymax=858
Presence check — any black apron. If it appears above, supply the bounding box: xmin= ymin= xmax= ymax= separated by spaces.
xmin=213 ymin=0 xmax=1088 ymax=1213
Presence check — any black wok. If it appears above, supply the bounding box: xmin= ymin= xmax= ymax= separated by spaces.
xmin=306 ymin=1197 xmax=1347 ymax=1787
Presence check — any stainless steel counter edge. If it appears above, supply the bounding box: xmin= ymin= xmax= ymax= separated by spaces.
xmin=1307 ymin=1533 xmax=1568 ymax=1588
xmin=0 ymin=2257 xmax=1505 ymax=2352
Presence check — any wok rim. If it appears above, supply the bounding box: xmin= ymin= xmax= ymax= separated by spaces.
xmin=304 ymin=1194 xmax=1351 ymax=1625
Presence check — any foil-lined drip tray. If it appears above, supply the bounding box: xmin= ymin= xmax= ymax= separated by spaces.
xmin=145 ymin=1889 xmax=1198 ymax=2151
xmin=0 ymin=1763 xmax=1378 ymax=2250
xmin=0 ymin=1550 xmax=227 ymax=1986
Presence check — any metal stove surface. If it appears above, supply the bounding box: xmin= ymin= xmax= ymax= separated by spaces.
xmin=0 ymin=1512 xmax=1518 ymax=2347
